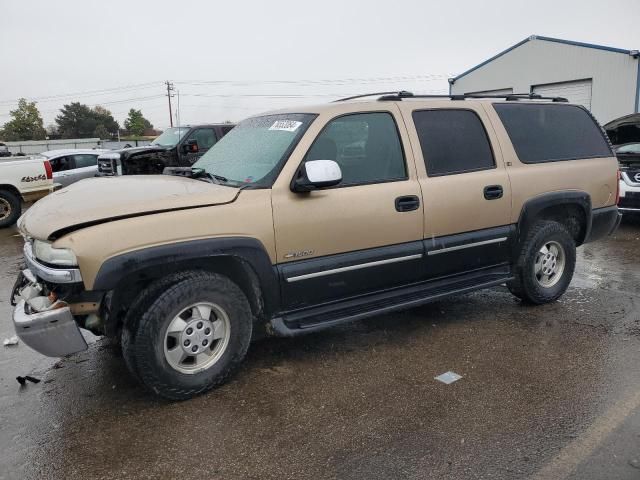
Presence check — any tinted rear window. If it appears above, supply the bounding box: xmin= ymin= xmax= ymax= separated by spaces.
xmin=493 ymin=103 xmax=612 ymax=163
xmin=412 ymin=109 xmax=495 ymax=176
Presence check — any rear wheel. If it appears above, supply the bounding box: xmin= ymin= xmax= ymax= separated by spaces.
xmin=122 ymin=271 xmax=252 ymax=400
xmin=0 ymin=190 xmax=21 ymax=228
xmin=508 ymin=221 xmax=576 ymax=304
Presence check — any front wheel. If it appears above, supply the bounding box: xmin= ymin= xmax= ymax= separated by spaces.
xmin=507 ymin=221 xmax=576 ymax=304
xmin=122 ymin=271 xmax=252 ymax=400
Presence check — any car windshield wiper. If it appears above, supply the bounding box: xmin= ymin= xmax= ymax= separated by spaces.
xmin=163 ymin=167 xmax=237 ymax=186
xmin=191 ymin=168 xmax=228 ymax=184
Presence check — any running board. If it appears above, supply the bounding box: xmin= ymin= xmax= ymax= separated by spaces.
xmin=269 ymin=267 xmax=512 ymax=337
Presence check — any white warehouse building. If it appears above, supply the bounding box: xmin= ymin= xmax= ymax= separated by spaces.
xmin=449 ymin=35 xmax=640 ymax=123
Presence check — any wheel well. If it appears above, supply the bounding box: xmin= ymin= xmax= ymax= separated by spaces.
xmin=105 ymin=256 xmax=264 ymax=337
xmin=0 ymin=184 xmax=21 ymax=199
xmin=526 ymin=203 xmax=588 ymax=245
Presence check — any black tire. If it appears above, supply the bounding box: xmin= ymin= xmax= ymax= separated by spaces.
xmin=122 ymin=271 xmax=252 ymax=400
xmin=121 ymin=271 xmax=203 ymax=383
xmin=507 ymin=221 xmax=576 ymax=304
xmin=0 ymin=189 xmax=21 ymax=228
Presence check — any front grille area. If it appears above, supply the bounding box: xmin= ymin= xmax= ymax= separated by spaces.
xmin=619 ymin=191 xmax=640 ymax=210
xmin=98 ymin=159 xmax=115 ymax=175
xmin=623 ymin=169 xmax=640 ymax=185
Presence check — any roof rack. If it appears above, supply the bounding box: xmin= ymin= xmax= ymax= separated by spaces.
xmin=332 ymin=91 xmax=414 ymax=102
xmin=333 ymin=91 xmax=569 ymax=103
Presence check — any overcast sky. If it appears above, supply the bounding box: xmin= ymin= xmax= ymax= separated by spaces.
xmin=1 ymin=0 xmax=638 ymax=131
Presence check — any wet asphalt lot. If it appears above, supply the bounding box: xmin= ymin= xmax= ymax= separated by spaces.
xmin=1 ymin=219 xmax=640 ymax=480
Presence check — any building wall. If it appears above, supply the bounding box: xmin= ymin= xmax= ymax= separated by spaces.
xmin=450 ymin=38 xmax=639 ymax=123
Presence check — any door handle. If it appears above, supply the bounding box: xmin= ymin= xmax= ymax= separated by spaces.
xmin=395 ymin=195 xmax=420 ymax=212
xmin=483 ymin=185 xmax=503 ymax=200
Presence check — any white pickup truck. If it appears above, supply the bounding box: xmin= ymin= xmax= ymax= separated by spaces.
xmin=0 ymin=157 xmax=54 ymax=227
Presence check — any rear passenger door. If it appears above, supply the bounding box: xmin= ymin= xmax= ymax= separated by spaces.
xmin=398 ymin=103 xmax=513 ymax=279
xmin=68 ymin=154 xmax=99 ymax=183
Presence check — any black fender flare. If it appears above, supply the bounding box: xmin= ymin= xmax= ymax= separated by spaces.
xmin=93 ymin=237 xmax=280 ymax=315
xmin=516 ymin=190 xmax=592 ymax=245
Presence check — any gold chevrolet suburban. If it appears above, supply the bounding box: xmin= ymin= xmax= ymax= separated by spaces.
xmin=11 ymin=92 xmax=621 ymax=399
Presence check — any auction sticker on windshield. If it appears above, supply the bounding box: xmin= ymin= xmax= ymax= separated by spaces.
xmin=269 ymin=120 xmax=302 ymax=132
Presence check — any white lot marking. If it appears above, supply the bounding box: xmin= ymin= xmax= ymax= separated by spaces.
xmin=434 ymin=371 xmax=462 ymax=384
xmin=530 ymin=389 xmax=640 ymax=480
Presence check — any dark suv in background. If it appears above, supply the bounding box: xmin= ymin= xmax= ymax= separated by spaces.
xmin=97 ymin=123 xmax=234 ymax=176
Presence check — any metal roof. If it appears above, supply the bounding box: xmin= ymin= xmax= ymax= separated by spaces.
xmin=450 ymin=35 xmax=636 ymax=83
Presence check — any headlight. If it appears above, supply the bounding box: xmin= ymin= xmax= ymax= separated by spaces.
xmin=33 ymin=240 xmax=78 ymax=266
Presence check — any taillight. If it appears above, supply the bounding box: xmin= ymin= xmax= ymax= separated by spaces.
xmin=615 ymin=169 xmax=620 ymax=205
xmin=44 ymin=160 xmax=52 ymax=180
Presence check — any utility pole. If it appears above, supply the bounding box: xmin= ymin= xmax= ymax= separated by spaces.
xmin=175 ymin=89 xmax=181 ymax=127
xmin=165 ymin=80 xmax=175 ymax=127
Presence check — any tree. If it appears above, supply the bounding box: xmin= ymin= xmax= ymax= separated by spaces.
xmin=45 ymin=124 xmax=58 ymax=137
xmin=93 ymin=124 xmax=109 ymax=139
xmin=92 ymin=106 xmax=119 ymax=137
xmin=55 ymin=103 xmax=119 ymax=139
xmin=0 ymin=98 xmax=46 ymax=141
xmin=124 ymin=109 xmax=153 ymax=136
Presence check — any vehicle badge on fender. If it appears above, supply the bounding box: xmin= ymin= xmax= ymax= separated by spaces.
xmin=284 ymin=250 xmax=314 ymax=259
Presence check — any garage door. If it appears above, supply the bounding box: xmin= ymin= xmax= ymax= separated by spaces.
xmin=532 ymin=79 xmax=592 ymax=110
xmin=465 ymin=88 xmax=514 ymax=97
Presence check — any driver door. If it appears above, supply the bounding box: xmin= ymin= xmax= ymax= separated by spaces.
xmin=271 ymin=106 xmax=424 ymax=310
xmin=181 ymin=128 xmax=218 ymax=164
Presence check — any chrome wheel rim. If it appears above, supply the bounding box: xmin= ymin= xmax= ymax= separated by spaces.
xmin=0 ymin=198 xmax=11 ymax=220
xmin=163 ymin=302 xmax=231 ymax=374
xmin=534 ymin=241 xmax=566 ymax=288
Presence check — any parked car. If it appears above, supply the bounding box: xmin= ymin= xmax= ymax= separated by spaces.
xmin=11 ymin=93 xmax=620 ymax=399
xmin=615 ymin=143 xmax=640 ymax=214
xmin=97 ymin=124 xmax=235 ymax=176
xmin=0 ymin=157 xmax=53 ymax=227
xmin=40 ymin=149 xmax=109 ymax=188
xmin=0 ymin=142 xmax=11 ymax=157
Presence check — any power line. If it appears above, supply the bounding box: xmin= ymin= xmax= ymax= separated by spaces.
xmin=174 ymin=74 xmax=452 ymax=88
xmin=0 ymin=74 xmax=452 ymax=108
xmin=0 ymin=94 xmax=167 ymax=118
xmin=0 ymin=81 xmax=164 ymax=106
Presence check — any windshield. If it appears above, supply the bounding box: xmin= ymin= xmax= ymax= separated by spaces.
xmin=616 ymin=143 xmax=640 ymax=154
xmin=151 ymin=127 xmax=190 ymax=147
xmin=193 ymin=113 xmax=316 ymax=186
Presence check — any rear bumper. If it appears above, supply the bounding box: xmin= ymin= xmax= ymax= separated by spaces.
xmin=21 ymin=187 xmax=53 ymax=203
xmin=13 ymin=299 xmax=87 ymax=357
xmin=584 ymin=205 xmax=621 ymax=243
xmin=618 ymin=179 xmax=640 ymax=212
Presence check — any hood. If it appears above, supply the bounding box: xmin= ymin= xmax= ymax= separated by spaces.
xmin=99 ymin=145 xmax=169 ymax=158
xmin=20 ymin=175 xmax=240 ymax=240
xmin=604 ymin=113 xmax=640 ymax=146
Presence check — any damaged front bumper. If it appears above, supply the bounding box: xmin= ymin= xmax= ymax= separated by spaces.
xmin=12 ymin=269 xmax=88 ymax=357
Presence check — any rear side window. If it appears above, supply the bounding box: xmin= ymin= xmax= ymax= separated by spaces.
xmin=412 ymin=109 xmax=495 ymax=176
xmin=493 ymin=103 xmax=612 ymax=163
xmin=71 ymin=154 xmax=98 ymax=168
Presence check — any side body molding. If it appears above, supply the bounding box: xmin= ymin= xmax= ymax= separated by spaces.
xmin=92 ymin=237 xmax=280 ymax=315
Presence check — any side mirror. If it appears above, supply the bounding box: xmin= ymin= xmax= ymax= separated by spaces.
xmin=291 ymin=160 xmax=342 ymax=192
xmin=182 ymin=139 xmax=199 ymax=154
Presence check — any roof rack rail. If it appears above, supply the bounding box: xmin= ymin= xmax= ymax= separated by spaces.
xmin=333 ymin=91 xmax=415 ymax=102
xmin=334 ymin=91 xmax=568 ymax=103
